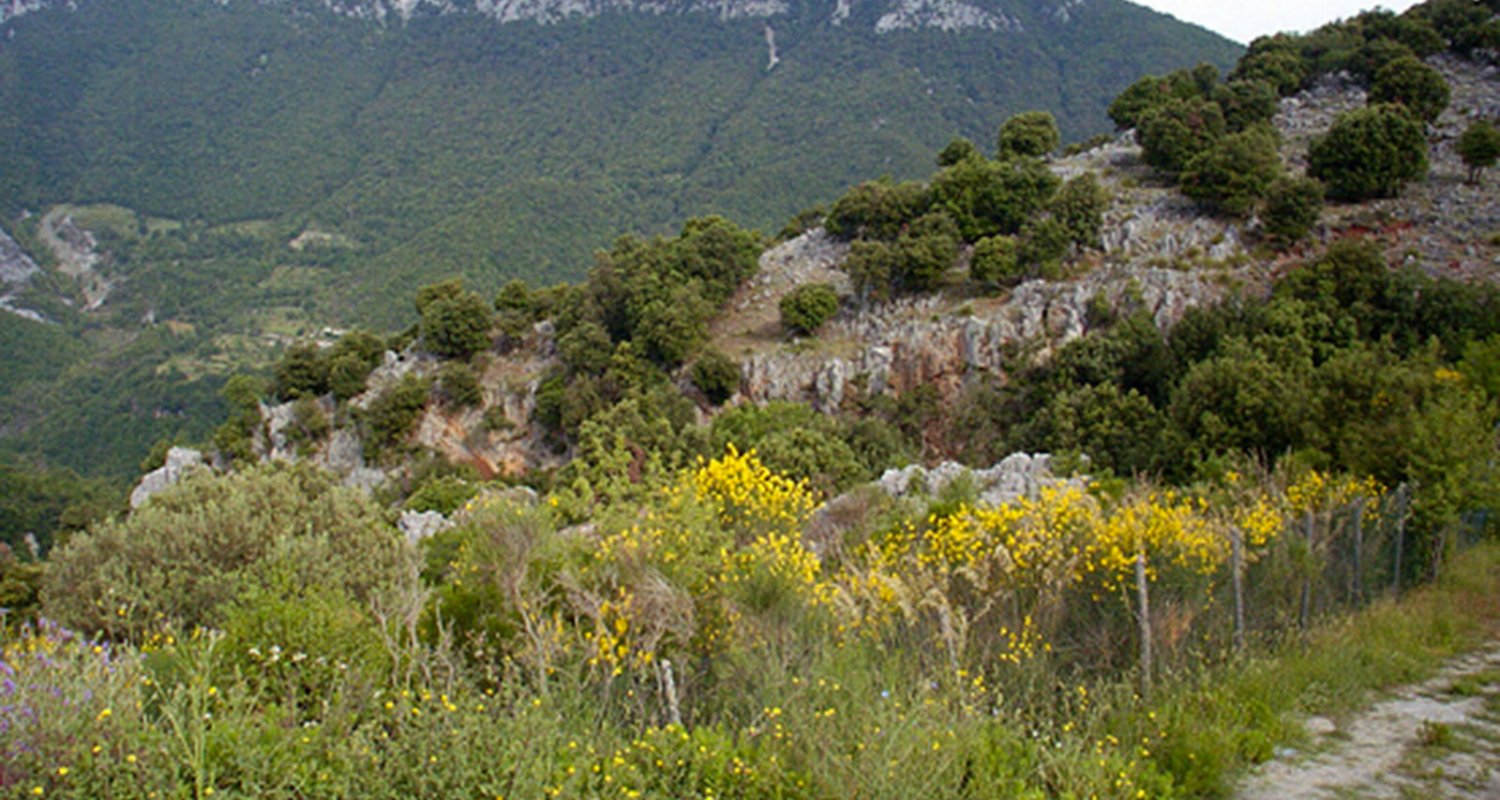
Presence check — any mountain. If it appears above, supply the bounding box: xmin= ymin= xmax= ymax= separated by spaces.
xmin=0 ymin=0 xmax=1239 ymax=313
xmin=0 ymin=0 xmax=1238 ymax=479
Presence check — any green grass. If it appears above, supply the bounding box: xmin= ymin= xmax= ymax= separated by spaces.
xmin=1126 ymin=541 xmax=1500 ymax=796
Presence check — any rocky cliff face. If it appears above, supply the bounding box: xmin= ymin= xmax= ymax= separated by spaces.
xmin=0 ymin=226 xmax=44 ymax=323
xmin=739 ymin=259 xmax=1223 ymax=413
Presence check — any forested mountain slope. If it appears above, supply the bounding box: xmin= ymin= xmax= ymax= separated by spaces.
xmin=0 ymin=0 xmax=1239 ymax=479
xmin=0 ymin=0 xmax=1238 ymax=311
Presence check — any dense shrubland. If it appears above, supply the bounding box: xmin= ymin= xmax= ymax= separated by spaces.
xmin=6 ymin=438 xmax=1498 ymax=798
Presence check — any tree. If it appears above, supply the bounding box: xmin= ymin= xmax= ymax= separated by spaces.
xmin=970 ymin=235 xmax=1021 ymax=287
xmin=1050 ymin=173 xmax=1110 ymax=249
xmin=1231 ymin=46 xmax=1308 ymax=96
xmin=930 ymin=156 xmax=1059 ymax=241
xmin=893 ymin=212 xmax=961 ymax=293
xmin=937 ymin=137 xmax=982 ymax=167
xmin=669 ymin=215 xmax=764 ymax=305
xmin=1370 ymin=56 xmax=1451 ymax=125
xmin=419 ymin=282 xmax=493 ymax=359
xmin=998 ymin=111 xmax=1060 ymax=159
xmin=1457 ymin=120 xmax=1500 ymax=185
xmin=1347 ymin=38 xmax=1416 ymax=84
xmin=274 ymin=341 xmax=330 ymax=400
xmin=362 ymin=374 xmax=432 ymax=459
xmin=1018 ymin=217 xmax=1073 ymax=278
xmin=1354 ymin=9 xmax=1445 ymax=58
xmin=845 ymin=240 xmax=900 ymax=304
xmin=1179 ymin=126 xmax=1283 ymax=216
xmin=635 ymin=285 xmax=710 ymax=367
xmin=1212 ymin=80 xmax=1281 ymax=132
xmin=328 ymin=352 xmax=372 ymax=401
xmin=825 ymin=179 xmax=930 ymax=241
xmin=1137 ymin=97 xmax=1228 ymax=177
xmin=1261 ymin=176 xmax=1325 ymax=248
xmin=779 ymin=283 xmax=840 ymax=336
xmin=1309 ymin=104 xmax=1429 ymax=200
xmin=844 ymin=213 xmax=960 ymax=299
xmin=1108 ymin=64 xmax=1219 ymax=129
xmin=690 ymin=349 xmax=741 ymax=406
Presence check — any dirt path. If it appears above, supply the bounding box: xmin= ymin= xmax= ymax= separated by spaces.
xmin=1235 ymin=642 xmax=1500 ymax=799
xmin=39 ymin=207 xmax=112 ymax=310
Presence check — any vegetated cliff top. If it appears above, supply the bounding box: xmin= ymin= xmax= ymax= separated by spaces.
xmin=249 ymin=37 xmax=1499 ymax=492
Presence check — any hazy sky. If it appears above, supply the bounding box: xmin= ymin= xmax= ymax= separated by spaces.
xmin=1132 ymin=1 xmax=1423 ymax=44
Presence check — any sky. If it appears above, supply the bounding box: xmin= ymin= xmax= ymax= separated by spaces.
xmin=1131 ymin=1 xmax=1423 ymax=44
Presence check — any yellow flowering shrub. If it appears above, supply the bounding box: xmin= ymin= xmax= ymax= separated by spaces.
xmin=691 ymin=445 xmax=820 ymax=542
xmin=1082 ymin=491 xmax=1226 ymax=590
xmin=1286 ymin=470 xmax=1382 ymax=518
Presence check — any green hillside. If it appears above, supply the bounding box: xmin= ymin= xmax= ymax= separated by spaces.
xmin=0 ymin=0 xmax=1239 ymax=479
xmin=0 ymin=0 xmax=1238 ymax=311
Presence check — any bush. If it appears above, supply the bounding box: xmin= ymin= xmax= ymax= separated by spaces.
xmin=1261 ymin=176 xmax=1325 ymax=247
xmin=1212 ymin=80 xmax=1281 ymax=132
xmin=825 ymin=179 xmax=930 ymax=241
xmin=363 ymin=374 xmax=432 ymax=459
xmin=893 ymin=212 xmax=961 ymax=293
xmin=635 ymin=285 xmax=711 ymax=366
xmin=936 ymin=137 xmax=982 ymax=167
xmin=1180 ymin=126 xmax=1283 ymax=216
xmin=1232 ymin=47 xmax=1308 ymax=96
xmin=1458 ymin=120 xmax=1500 ymax=185
xmin=1369 ymin=56 xmax=1451 ymax=125
xmin=218 ymin=583 xmax=392 ymax=704
xmin=691 ymin=349 xmax=741 ymax=405
xmin=971 ymin=235 xmax=1022 ymax=286
xmin=1018 ymin=217 xmax=1074 ymax=277
xmin=930 ymin=156 xmax=1059 ymax=241
xmin=1347 ymin=37 xmax=1418 ymax=83
xmin=1309 ymin=104 xmax=1429 ymax=200
xmin=779 ymin=283 xmax=840 ymax=336
xmin=1138 ymin=97 xmax=1228 ymax=177
xmin=273 ymin=341 xmax=329 ymax=400
xmin=42 ymin=463 xmax=407 ymax=640
xmin=419 ymin=283 xmax=494 ymax=359
xmin=404 ymin=474 xmax=479 ymax=514
xmin=1050 ymin=172 xmax=1110 ymax=249
xmin=286 ymin=395 xmax=331 ymax=454
xmin=437 ymin=362 xmax=483 ymax=408
xmin=845 ymin=239 xmax=901 ymax=303
xmin=997 ymin=111 xmax=1060 ymax=159
xmin=328 ymin=352 xmax=373 ymax=400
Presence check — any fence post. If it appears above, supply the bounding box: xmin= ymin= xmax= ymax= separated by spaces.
xmin=1232 ymin=525 xmax=1246 ymax=652
xmin=1299 ymin=511 xmax=1314 ymax=630
xmin=1136 ymin=550 xmax=1152 ymax=698
xmin=1351 ymin=497 xmax=1365 ymax=605
xmin=659 ymin=659 xmax=683 ymax=728
xmin=1392 ymin=484 xmax=1408 ymax=595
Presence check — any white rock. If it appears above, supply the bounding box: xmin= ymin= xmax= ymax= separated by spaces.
xmin=398 ymin=510 xmax=454 ymax=545
xmin=129 ymin=447 xmax=206 ymax=508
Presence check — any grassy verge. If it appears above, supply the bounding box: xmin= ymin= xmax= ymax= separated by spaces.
xmin=1132 ymin=541 xmax=1500 ymax=797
